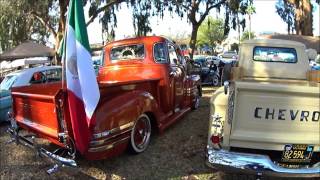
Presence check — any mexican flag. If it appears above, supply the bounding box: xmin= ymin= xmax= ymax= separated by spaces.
xmin=64 ymin=0 xmax=100 ymax=153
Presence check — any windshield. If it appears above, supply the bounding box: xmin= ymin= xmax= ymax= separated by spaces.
xmin=0 ymin=75 xmax=18 ymax=90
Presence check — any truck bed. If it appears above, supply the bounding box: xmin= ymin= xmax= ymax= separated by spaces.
xmin=11 ymin=82 xmax=64 ymax=145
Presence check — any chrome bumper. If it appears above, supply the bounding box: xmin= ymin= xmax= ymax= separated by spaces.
xmin=7 ymin=128 xmax=77 ymax=170
xmin=207 ymin=148 xmax=320 ymax=177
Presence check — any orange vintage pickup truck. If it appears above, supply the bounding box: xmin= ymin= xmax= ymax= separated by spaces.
xmin=7 ymin=36 xmax=201 ymax=170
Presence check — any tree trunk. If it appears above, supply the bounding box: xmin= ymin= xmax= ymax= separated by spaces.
xmin=248 ymin=15 xmax=251 ymax=39
xmin=189 ymin=24 xmax=199 ymax=60
xmin=287 ymin=13 xmax=290 ymax=34
xmin=53 ymin=0 xmax=68 ymax=65
xmin=293 ymin=0 xmax=313 ymax=36
xmin=56 ymin=0 xmax=67 ymax=50
xmin=237 ymin=14 xmax=240 ymax=44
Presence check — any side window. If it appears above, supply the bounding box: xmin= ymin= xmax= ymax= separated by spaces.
xmin=29 ymin=69 xmax=62 ymax=84
xmin=168 ymin=44 xmax=179 ymax=65
xmin=253 ymin=46 xmax=297 ymax=63
xmin=44 ymin=69 xmax=62 ymax=82
xmin=30 ymin=71 xmax=46 ymax=84
xmin=153 ymin=42 xmax=168 ymax=63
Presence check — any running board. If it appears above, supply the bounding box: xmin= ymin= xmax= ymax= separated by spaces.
xmin=159 ymin=107 xmax=191 ymax=132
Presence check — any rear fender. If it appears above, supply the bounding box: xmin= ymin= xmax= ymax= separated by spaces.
xmin=94 ymin=90 xmax=160 ymax=133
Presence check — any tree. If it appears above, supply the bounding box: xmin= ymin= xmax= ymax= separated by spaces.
xmin=276 ymin=0 xmax=295 ymax=34
xmin=276 ymin=0 xmax=317 ymax=36
xmin=0 ymin=0 xmax=50 ymax=51
xmin=230 ymin=43 xmax=239 ymax=52
xmin=163 ymin=0 xmax=227 ymax=59
xmin=156 ymin=0 xmax=252 ymax=59
xmin=241 ymin=30 xmax=256 ymax=42
xmin=132 ymin=2 xmax=152 ymax=36
xmin=166 ymin=0 xmax=252 ymax=58
xmin=223 ymin=0 xmax=252 ymax=43
xmin=245 ymin=3 xmax=255 ymax=39
xmin=197 ymin=17 xmax=226 ymax=54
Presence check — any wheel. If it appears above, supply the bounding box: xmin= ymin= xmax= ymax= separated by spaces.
xmin=192 ymin=87 xmax=200 ymax=110
xmin=212 ymin=75 xmax=220 ymax=86
xmin=129 ymin=114 xmax=152 ymax=154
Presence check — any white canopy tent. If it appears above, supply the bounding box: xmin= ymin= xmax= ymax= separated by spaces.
xmin=0 ymin=57 xmax=50 ymax=70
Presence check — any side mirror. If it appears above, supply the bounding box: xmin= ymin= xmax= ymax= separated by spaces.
xmin=224 ymin=81 xmax=229 ymax=95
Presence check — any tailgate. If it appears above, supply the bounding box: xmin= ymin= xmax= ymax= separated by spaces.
xmin=11 ymin=83 xmax=64 ymax=141
xmin=230 ymin=81 xmax=320 ymax=151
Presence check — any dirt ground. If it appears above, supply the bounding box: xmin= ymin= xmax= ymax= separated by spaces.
xmin=0 ymin=87 xmax=305 ymax=180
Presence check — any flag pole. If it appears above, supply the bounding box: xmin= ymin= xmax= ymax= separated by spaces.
xmin=61 ymin=3 xmax=70 ymax=91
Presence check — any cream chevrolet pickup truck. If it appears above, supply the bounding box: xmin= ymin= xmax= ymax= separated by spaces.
xmin=207 ymin=39 xmax=320 ymax=178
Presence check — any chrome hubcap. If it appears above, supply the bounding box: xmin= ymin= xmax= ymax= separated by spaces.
xmin=132 ymin=115 xmax=151 ymax=152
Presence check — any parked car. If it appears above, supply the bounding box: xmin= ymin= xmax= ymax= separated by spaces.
xmin=193 ymin=56 xmax=217 ymax=86
xmin=200 ymin=61 xmax=220 ymax=86
xmin=205 ymin=56 xmax=223 ymax=65
xmin=193 ymin=55 xmax=207 ymax=67
xmin=218 ymin=50 xmax=238 ymax=61
xmin=92 ymin=54 xmax=103 ymax=75
xmin=194 ymin=56 xmax=234 ymax=86
xmin=8 ymin=36 xmax=202 ymax=169
xmin=0 ymin=66 xmax=62 ymax=122
xmin=207 ymin=39 xmax=320 ymax=177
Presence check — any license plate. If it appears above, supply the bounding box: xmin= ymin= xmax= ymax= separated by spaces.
xmin=281 ymin=144 xmax=314 ymax=163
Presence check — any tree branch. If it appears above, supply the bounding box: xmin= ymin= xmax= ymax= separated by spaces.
xmin=86 ymin=0 xmax=125 ymax=26
xmin=198 ymin=0 xmax=227 ymax=24
xmin=171 ymin=0 xmax=191 ymax=11
xmin=207 ymin=0 xmax=227 ymax=12
xmin=30 ymin=11 xmax=57 ymax=38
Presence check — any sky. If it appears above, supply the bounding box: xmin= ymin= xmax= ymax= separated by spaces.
xmin=84 ymin=0 xmax=319 ymax=44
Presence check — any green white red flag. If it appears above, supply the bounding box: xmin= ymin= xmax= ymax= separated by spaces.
xmin=64 ymin=0 xmax=100 ymax=153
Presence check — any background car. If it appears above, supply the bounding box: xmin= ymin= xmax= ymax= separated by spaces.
xmin=193 ymin=56 xmax=220 ymax=86
xmin=218 ymin=50 xmax=238 ymax=61
xmin=193 ymin=55 xmax=207 ymax=68
xmin=0 ymin=66 xmax=62 ymax=122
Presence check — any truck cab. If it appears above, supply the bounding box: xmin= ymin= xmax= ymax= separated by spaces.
xmin=207 ymin=39 xmax=319 ymax=177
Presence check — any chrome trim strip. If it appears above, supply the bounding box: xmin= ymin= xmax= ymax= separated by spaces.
xmin=88 ymin=137 xmax=130 ymax=152
xmin=92 ymin=122 xmax=134 ymax=139
xmin=207 ymin=148 xmax=320 ymax=177
xmin=90 ymin=128 xmax=132 ymax=146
